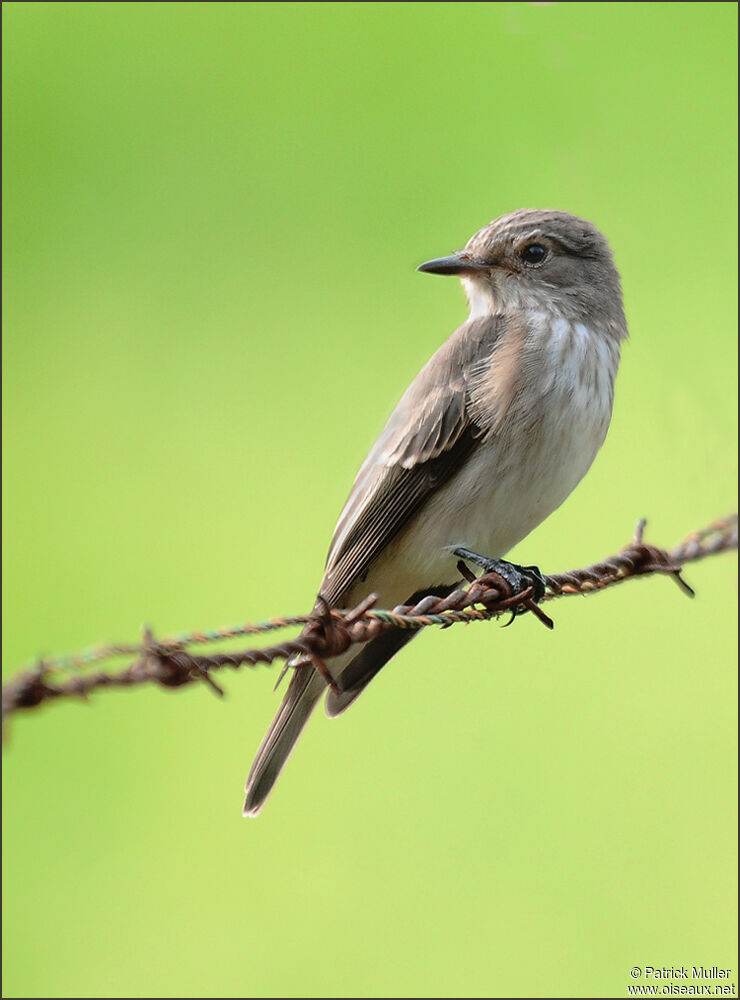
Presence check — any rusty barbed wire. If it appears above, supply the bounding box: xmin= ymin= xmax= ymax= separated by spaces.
xmin=2 ymin=514 xmax=736 ymax=721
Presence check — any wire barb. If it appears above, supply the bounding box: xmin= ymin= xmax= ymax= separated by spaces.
xmin=2 ymin=513 xmax=737 ymax=723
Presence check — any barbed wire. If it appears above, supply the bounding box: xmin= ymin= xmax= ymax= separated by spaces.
xmin=2 ymin=514 xmax=737 ymax=721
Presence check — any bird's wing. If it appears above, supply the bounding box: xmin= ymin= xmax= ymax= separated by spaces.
xmin=319 ymin=315 xmax=506 ymax=608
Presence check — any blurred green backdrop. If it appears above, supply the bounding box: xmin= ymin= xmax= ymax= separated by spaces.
xmin=2 ymin=3 xmax=737 ymax=998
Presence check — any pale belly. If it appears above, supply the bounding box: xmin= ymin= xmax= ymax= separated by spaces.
xmin=347 ymin=385 xmax=612 ymax=612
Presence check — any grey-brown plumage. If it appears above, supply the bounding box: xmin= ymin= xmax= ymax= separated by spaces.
xmin=244 ymin=209 xmax=628 ymax=816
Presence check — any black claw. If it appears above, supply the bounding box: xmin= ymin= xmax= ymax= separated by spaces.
xmin=514 ymin=564 xmax=547 ymax=603
xmin=453 ymin=549 xmax=547 ymax=605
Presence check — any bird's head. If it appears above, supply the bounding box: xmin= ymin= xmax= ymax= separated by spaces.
xmin=418 ymin=208 xmax=627 ymax=339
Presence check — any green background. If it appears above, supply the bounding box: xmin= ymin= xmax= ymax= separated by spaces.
xmin=3 ymin=3 xmax=737 ymax=997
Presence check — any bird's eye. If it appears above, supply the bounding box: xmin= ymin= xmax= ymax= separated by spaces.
xmin=519 ymin=243 xmax=548 ymax=265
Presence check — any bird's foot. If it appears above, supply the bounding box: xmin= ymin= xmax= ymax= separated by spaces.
xmin=453 ymin=549 xmax=552 ymax=629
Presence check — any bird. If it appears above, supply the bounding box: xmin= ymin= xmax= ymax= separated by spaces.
xmin=243 ymin=208 xmax=627 ymax=816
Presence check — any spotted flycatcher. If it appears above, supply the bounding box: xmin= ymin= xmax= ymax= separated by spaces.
xmin=244 ymin=208 xmax=627 ymax=815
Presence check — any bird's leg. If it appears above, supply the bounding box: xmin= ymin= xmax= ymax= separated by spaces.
xmin=452 ymin=548 xmax=547 ymax=603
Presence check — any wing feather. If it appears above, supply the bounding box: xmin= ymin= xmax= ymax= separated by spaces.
xmin=319 ymin=315 xmax=507 ymax=608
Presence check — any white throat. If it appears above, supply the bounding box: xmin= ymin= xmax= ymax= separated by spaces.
xmin=462 ymin=276 xmax=498 ymax=320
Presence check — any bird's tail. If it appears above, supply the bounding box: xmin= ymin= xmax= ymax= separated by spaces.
xmin=242 ymin=631 xmax=406 ymax=815
xmin=244 ymin=584 xmax=458 ymax=814
xmin=324 ymin=583 xmax=456 ymax=716
xmin=243 ymin=666 xmax=326 ymax=817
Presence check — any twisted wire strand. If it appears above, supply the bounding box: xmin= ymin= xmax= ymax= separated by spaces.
xmin=3 ymin=514 xmax=736 ymax=720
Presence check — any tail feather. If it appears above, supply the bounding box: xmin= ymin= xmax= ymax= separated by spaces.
xmin=243 ymin=667 xmax=325 ymax=816
xmin=324 ymin=628 xmax=417 ymax=717
xmin=325 ymin=583 xmax=457 ymax=717
xmin=244 ymin=585 xmax=456 ymax=814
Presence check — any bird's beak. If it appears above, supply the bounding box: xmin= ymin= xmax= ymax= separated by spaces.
xmin=416 ymin=253 xmax=489 ymax=276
